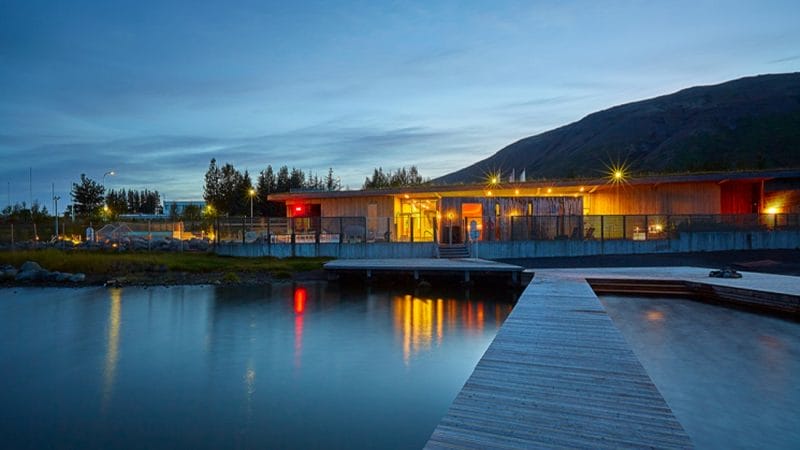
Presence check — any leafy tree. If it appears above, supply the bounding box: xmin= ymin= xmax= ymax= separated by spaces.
xmin=71 ymin=174 xmax=105 ymax=216
xmin=182 ymin=204 xmax=202 ymax=221
xmin=168 ymin=202 xmax=180 ymax=220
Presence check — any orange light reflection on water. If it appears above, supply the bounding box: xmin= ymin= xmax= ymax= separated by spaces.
xmin=394 ymin=295 xmax=487 ymax=366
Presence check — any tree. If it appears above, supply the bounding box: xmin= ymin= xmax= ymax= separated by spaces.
xmin=182 ymin=204 xmax=202 ymax=221
xmin=105 ymin=189 xmax=129 ymax=215
xmin=203 ymin=158 xmax=222 ymax=211
xmin=289 ymin=167 xmax=305 ymax=190
xmin=71 ymin=174 xmax=105 ymax=216
xmin=276 ymin=166 xmax=290 ymax=193
xmin=363 ymin=166 xmax=426 ymax=189
xmin=324 ymin=168 xmax=341 ymax=191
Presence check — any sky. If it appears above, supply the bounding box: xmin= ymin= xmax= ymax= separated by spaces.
xmin=1 ymin=0 xmax=799 ymax=207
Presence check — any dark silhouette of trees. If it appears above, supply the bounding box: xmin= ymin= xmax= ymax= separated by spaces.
xmin=71 ymin=174 xmax=105 ymax=216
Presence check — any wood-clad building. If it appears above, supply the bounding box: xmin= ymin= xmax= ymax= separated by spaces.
xmin=269 ymin=169 xmax=800 ymax=243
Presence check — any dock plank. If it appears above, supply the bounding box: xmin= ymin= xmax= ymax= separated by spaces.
xmin=425 ymin=272 xmax=693 ymax=449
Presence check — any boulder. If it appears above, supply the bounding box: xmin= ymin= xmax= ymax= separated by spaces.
xmin=68 ymin=273 xmax=86 ymax=283
xmin=55 ymin=272 xmax=71 ymax=282
xmin=16 ymin=268 xmax=46 ymax=282
xmin=20 ymin=261 xmax=42 ymax=272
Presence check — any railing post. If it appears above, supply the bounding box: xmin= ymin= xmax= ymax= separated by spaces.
xmin=410 ymin=216 xmax=414 ymax=243
xmin=622 ymin=215 xmax=626 ymax=240
xmin=339 ymin=217 xmax=344 ymax=243
xmin=600 ymin=215 xmax=605 ymax=243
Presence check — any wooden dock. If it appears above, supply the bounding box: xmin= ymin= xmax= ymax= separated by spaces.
xmin=324 ymin=258 xmax=526 ymax=285
xmin=426 ymin=271 xmax=693 ymax=449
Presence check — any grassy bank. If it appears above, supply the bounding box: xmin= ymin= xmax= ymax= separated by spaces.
xmin=0 ymin=249 xmax=330 ymax=277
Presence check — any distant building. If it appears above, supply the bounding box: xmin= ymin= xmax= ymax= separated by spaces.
xmin=164 ymin=200 xmax=206 ymax=216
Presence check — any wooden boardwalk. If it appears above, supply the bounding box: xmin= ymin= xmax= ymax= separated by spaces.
xmin=324 ymin=258 xmax=526 ymax=285
xmin=426 ymin=272 xmax=692 ymax=449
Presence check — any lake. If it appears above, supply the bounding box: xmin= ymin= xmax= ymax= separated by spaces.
xmin=601 ymin=295 xmax=800 ymax=450
xmin=0 ymin=283 xmax=515 ymax=449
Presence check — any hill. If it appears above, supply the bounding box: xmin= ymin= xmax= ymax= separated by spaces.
xmin=435 ymin=73 xmax=800 ymax=184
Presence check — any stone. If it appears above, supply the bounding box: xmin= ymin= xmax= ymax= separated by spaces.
xmin=20 ymin=261 xmax=42 ymax=272
xmin=68 ymin=273 xmax=86 ymax=283
xmin=55 ymin=272 xmax=71 ymax=282
xmin=2 ymin=268 xmax=18 ymax=280
xmin=16 ymin=269 xmax=45 ymax=282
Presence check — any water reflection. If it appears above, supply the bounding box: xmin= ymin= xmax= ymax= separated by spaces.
xmin=392 ymin=294 xmax=503 ymax=365
xmin=601 ymin=296 xmax=800 ymax=449
xmin=293 ymin=286 xmax=306 ymax=369
xmin=102 ymin=288 xmax=122 ymax=412
xmin=0 ymin=284 xmax=516 ymax=450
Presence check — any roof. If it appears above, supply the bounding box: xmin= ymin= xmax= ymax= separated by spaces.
xmin=268 ymin=168 xmax=800 ymax=201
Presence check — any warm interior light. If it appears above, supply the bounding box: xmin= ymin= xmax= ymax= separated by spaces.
xmin=766 ymin=207 xmax=778 ymax=214
xmin=579 ymin=186 xmax=585 ymax=192
xmin=514 ymin=189 xmax=519 ymax=195
xmin=486 ymin=191 xmax=492 ymax=196
xmin=547 ymin=188 xmax=552 ymax=194
xmin=403 ymin=194 xmax=409 ymax=199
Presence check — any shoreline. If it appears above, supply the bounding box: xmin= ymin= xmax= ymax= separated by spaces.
xmin=3 ymin=249 xmax=798 ymax=289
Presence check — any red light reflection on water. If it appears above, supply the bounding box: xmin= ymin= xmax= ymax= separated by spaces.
xmin=293 ymin=286 xmax=306 ymax=368
xmin=294 ymin=287 xmax=307 ymax=314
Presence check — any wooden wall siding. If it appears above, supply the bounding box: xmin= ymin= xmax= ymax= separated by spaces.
xmin=721 ymin=181 xmax=758 ymax=214
xmin=586 ymin=182 xmax=721 ymax=215
xmin=315 ymin=196 xmax=394 ymax=218
xmin=440 ymin=196 xmax=583 ymax=217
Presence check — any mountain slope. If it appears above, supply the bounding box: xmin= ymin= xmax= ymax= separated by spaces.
xmin=436 ymin=73 xmax=800 ymax=184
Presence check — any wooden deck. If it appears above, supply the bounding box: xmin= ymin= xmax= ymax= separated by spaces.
xmin=324 ymin=258 xmax=526 ymax=285
xmin=426 ymin=272 xmax=693 ymax=449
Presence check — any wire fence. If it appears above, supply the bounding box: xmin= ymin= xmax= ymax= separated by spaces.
xmin=1 ymin=213 xmax=798 ymax=247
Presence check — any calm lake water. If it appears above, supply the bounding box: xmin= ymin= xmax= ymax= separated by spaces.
xmin=0 ymin=283 xmax=515 ymax=450
xmin=600 ymin=296 xmax=800 ymax=450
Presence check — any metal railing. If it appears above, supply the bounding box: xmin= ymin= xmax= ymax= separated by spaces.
xmin=2 ymin=213 xmax=798 ymax=247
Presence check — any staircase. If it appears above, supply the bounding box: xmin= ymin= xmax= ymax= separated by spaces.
xmin=438 ymin=244 xmax=470 ymax=259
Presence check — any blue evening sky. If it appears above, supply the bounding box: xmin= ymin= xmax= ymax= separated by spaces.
xmin=1 ymin=0 xmax=799 ymax=205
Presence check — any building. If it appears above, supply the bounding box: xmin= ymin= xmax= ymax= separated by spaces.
xmin=268 ymin=169 xmax=800 ymax=244
xmin=164 ymin=200 xmax=206 ymax=216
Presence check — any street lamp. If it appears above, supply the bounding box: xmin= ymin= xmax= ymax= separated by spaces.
xmin=249 ymin=188 xmax=256 ymax=222
xmin=102 ymin=170 xmax=115 ymax=186
xmin=54 ymin=195 xmax=60 ymax=239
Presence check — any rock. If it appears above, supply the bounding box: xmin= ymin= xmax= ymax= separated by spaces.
xmin=2 ymin=268 xmax=18 ymax=280
xmin=68 ymin=273 xmax=86 ymax=283
xmin=16 ymin=269 xmax=46 ymax=282
xmin=189 ymin=238 xmax=209 ymax=251
xmin=20 ymin=261 xmax=42 ymax=272
xmin=55 ymin=272 xmax=71 ymax=282
xmin=44 ymin=271 xmax=61 ymax=282
xmin=709 ymin=268 xmax=742 ymax=278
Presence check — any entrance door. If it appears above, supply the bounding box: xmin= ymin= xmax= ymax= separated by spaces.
xmin=461 ymin=203 xmax=483 ymax=242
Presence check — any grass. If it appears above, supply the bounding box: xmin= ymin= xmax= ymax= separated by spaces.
xmin=0 ymin=249 xmax=330 ymax=275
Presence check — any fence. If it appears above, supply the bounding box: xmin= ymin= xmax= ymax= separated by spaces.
xmin=2 ymin=213 xmax=799 ymax=247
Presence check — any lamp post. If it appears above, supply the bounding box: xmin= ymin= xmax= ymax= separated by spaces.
xmin=249 ymin=188 xmax=256 ymax=224
xmin=102 ymin=170 xmax=115 ymax=186
xmin=54 ymin=195 xmax=60 ymax=239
